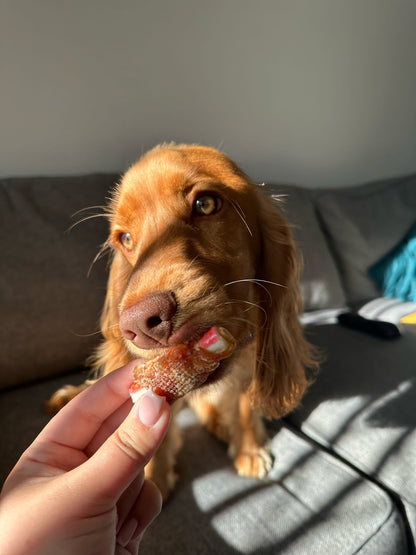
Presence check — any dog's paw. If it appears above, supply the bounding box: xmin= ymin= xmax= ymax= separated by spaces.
xmin=45 ymin=383 xmax=91 ymax=415
xmin=159 ymin=470 xmax=178 ymax=502
xmin=234 ymin=446 xmax=273 ymax=479
xmin=145 ymin=463 xmax=177 ymax=502
xmin=201 ymin=405 xmax=230 ymax=443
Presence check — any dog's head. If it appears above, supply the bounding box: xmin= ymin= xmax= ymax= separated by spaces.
xmin=96 ymin=144 xmax=317 ymax=417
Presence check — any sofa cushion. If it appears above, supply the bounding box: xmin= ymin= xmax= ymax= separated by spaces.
xmin=263 ymin=184 xmax=346 ymax=311
xmin=0 ymin=174 xmax=117 ymax=388
xmin=140 ymin=409 xmax=407 ymax=554
xmin=313 ymin=174 xmax=416 ymax=305
xmin=290 ymin=323 xmax=416 ymax=542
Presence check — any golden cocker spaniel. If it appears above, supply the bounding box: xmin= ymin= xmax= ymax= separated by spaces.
xmin=48 ymin=144 xmax=318 ymax=498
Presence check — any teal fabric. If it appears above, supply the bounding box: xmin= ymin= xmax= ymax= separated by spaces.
xmin=370 ymin=223 xmax=416 ymax=302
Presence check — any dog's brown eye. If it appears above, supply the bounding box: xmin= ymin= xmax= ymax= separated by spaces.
xmin=120 ymin=232 xmax=134 ymax=251
xmin=194 ymin=194 xmax=221 ymax=216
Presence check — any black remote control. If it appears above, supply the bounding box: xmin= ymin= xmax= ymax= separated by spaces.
xmin=337 ymin=312 xmax=401 ymax=339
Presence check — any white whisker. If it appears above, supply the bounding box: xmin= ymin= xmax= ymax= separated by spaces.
xmin=224 ymin=299 xmax=268 ymax=326
xmin=224 ymin=299 xmax=260 ymax=312
xmin=73 ymin=322 xmax=119 ymax=339
xmin=229 ymin=316 xmax=256 ymax=327
xmin=87 ymin=241 xmax=111 ymax=277
xmin=230 ymin=200 xmax=253 ymax=237
xmin=224 ymin=278 xmax=285 ymax=288
xmin=71 ymin=205 xmax=109 ymax=217
xmin=216 ymin=139 xmax=225 ymax=151
xmin=72 ymin=329 xmax=102 ymax=338
xmin=224 ymin=278 xmax=285 ymax=304
xmin=67 ymin=213 xmax=109 ymax=233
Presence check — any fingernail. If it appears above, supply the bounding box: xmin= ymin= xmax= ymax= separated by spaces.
xmin=138 ymin=389 xmax=165 ymax=427
xmin=118 ymin=517 xmax=138 ymax=547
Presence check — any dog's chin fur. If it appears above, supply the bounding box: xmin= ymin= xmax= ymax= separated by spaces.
xmin=48 ymin=143 xmax=319 ymax=499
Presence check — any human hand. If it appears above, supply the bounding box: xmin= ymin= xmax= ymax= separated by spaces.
xmin=0 ymin=361 xmax=170 ymax=554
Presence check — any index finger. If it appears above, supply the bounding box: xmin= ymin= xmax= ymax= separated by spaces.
xmin=38 ymin=360 xmax=139 ymax=450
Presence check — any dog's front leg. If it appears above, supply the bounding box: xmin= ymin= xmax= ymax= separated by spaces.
xmin=231 ymin=391 xmax=273 ymax=479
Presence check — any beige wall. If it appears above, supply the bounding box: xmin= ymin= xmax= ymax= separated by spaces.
xmin=1 ymin=0 xmax=416 ymax=187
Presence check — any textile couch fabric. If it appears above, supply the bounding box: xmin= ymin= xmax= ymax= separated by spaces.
xmin=1 ymin=171 xmax=415 ymax=554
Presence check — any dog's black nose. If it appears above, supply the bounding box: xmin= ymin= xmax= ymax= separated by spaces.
xmin=119 ymin=291 xmax=177 ymax=349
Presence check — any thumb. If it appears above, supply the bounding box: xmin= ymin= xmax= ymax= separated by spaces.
xmin=72 ymin=390 xmax=170 ymax=510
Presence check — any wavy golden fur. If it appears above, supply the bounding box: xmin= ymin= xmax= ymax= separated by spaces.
xmin=49 ymin=143 xmax=318 ymax=498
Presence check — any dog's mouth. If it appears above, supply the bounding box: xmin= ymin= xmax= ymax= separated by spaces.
xmin=129 ymin=326 xmax=236 ymax=404
xmin=168 ymin=318 xmax=214 ymax=347
xmin=124 ymin=316 xmax=220 ymax=358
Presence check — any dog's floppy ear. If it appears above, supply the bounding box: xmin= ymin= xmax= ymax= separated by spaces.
xmin=89 ymin=249 xmax=131 ymax=376
xmin=248 ymin=191 xmax=318 ymax=419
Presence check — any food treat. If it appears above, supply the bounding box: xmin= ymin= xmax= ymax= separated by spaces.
xmin=129 ymin=326 xmax=235 ymax=404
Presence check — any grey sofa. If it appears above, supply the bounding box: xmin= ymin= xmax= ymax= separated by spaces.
xmin=1 ymin=171 xmax=415 ymax=554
